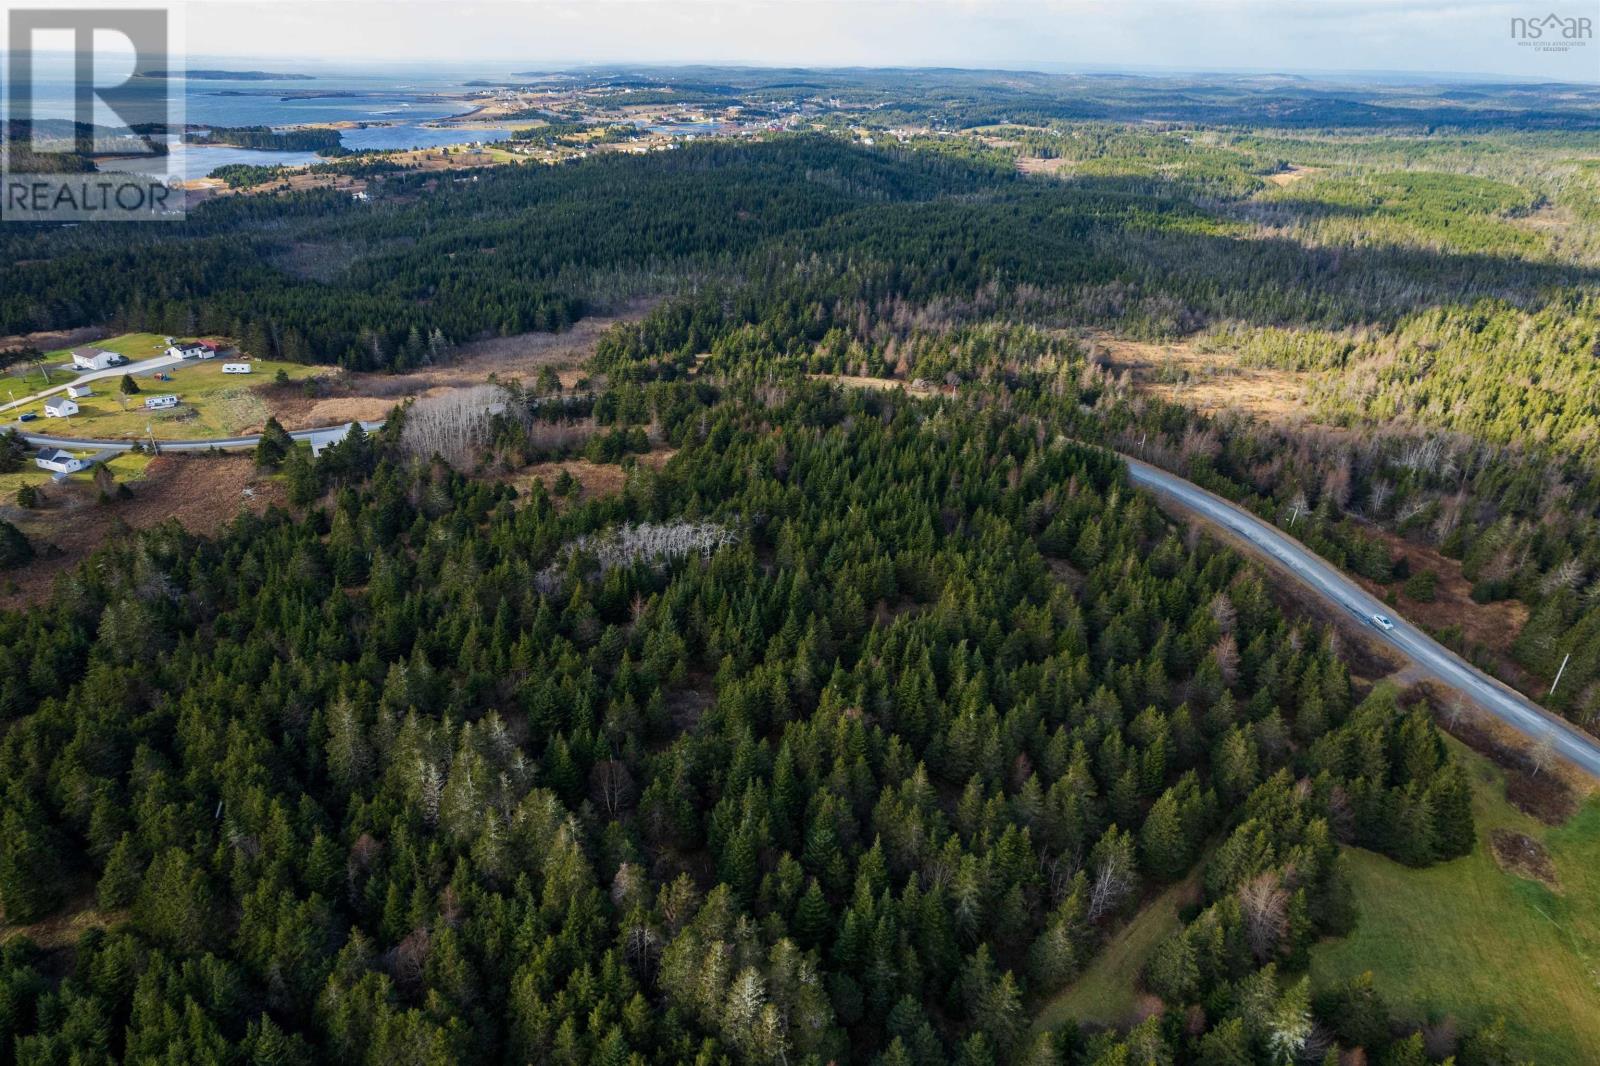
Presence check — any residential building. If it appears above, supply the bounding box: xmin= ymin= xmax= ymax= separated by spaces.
xmin=66 ymin=384 xmax=92 ymax=399
xmin=34 ymin=449 xmax=88 ymax=474
xmin=43 ymin=396 xmax=78 ymax=417
xmin=70 ymin=347 xmax=123 ymax=371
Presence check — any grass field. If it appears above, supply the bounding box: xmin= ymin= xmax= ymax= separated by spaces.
xmin=0 ymin=363 xmax=67 ymax=394
xmin=1031 ymin=870 xmax=1196 ymax=1033
xmin=0 ymin=451 xmax=151 ymax=502
xmin=1028 ymin=739 xmax=1600 ymax=1063
xmin=1310 ymin=739 xmax=1600 ymax=1065
xmin=8 ymin=358 xmax=317 ymax=441
xmin=45 ymin=332 xmax=172 ymax=363
xmin=4 ymin=334 xmax=180 ymax=398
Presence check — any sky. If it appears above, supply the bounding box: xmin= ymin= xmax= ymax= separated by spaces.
xmin=44 ymin=0 xmax=1600 ymax=81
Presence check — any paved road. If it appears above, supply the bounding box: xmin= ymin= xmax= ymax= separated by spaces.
xmin=0 ymin=353 xmax=185 ymax=414
xmin=15 ymin=421 xmax=385 ymax=453
xmin=1124 ymin=456 xmax=1600 ymax=779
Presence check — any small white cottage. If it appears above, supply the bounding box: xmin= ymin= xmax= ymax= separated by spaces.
xmin=34 ymin=448 xmax=88 ymax=474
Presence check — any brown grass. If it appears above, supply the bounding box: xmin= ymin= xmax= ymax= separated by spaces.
xmin=1017 ymin=156 xmax=1073 ymax=175
xmin=1350 ymin=525 xmax=1537 ymax=695
xmin=0 ymin=890 xmax=125 ymax=950
xmin=1087 ymin=331 xmax=1312 ymax=425
xmin=0 ymin=325 xmax=108 ymax=354
xmin=1410 ymin=680 xmax=1594 ymax=804
xmin=260 ymin=303 xmax=657 ymax=432
xmin=0 ymin=454 xmax=286 ymax=610
xmin=510 ymin=445 xmax=676 ymax=508
xmin=808 ymin=373 xmax=938 ymax=395
xmin=519 ymin=459 xmax=628 ymax=506
xmin=1263 ymin=165 xmax=1319 ymax=187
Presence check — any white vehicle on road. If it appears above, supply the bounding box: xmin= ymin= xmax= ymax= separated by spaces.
xmin=1121 ymin=454 xmax=1600 ymax=779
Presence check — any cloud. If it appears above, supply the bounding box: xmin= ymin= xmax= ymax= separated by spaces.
xmin=179 ymin=0 xmax=1598 ymax=81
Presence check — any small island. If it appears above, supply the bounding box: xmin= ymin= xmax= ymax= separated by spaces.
xmin=140 ymin=69 xmax=314 ymax=81
xmin=187 ymin=125 xmax=345 ymax=155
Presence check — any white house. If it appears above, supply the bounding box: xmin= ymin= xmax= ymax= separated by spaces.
xmin=165 ymin=342 xmax=206 ymax=359
xmin=66 ymin=383 xmax=92 ymax=399
xmin=196 ymin=341 xmax=221 ymax=359
xmin=70 ymin=347 xmax=123 ymax=372
xmin=144 ymin=394 xmax=179 ymax=410
xmin=43 ymin=396 xmax=78 ymax=418
xmin=34 ymin=448 xmax=88 ymax=474
xmin=221 ymin=363 xmax=252 ymax=375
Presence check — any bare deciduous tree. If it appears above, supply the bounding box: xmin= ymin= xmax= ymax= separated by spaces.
xmin=1528 ymin=735 xmax=1557 ymax=777
xmin=1541 ymin=557 xmax=1585 ymax=596
xmin=1239 ymin=872 xmax=1289 ymax=963
xmin=590 ymin=758 xmax=635 ymax=817
xmin=399 ymin=384 xmax=514 ymax=467
xmin=536 ymin=521 xmax=737 ymax=593
xmin=1087 ymin=848 xmax=1135 ymax=923
xmin=1209 ymin=592 xmax=1237 ymax=635
xmin=1211 ymin=633 xmax=1241 ymax=688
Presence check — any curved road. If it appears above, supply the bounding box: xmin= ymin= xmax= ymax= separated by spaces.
xmin=1124 ymin=456 xmax=1600 ymax=779
xmin=15 ymin=410 xmax=1600 ymax=778
xmin=0 ymin=352 xmax=186 ymax=414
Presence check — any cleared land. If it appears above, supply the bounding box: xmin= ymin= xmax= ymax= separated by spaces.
xmin=263 ymin=303 xmax=654 ymax=430
xmin=9 ymin=357 xmax=320 ymax=440
xmin=1309 ymin=738 xmax=1600 ymax=1066
xmin=2 ymin=331 xmax=169 ymax=393
xmin=1031 ymin=870 xmax=1200 ymax=1033
xmin=0 ymin=453 xmax=287 ymax=609
xmin=1263 ymin=164 xmax=1319 ymax=187
xmin=1086 ymin=332 xmax=1312 ymax=425
xmin=1026 ymin=731 xmax=1600 ymax=1065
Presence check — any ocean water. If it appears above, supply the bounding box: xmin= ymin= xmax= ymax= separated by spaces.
xmin=343 ymin=125 xmax=510 ymax=151
xmin=5 ymin=54 xmax=525 ymax=176
xmin=126 ymin=138 xmax=324 ymax=181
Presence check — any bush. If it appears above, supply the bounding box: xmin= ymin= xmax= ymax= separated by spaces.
xmin=1403 ymin=569 xmax=1439 ymax=602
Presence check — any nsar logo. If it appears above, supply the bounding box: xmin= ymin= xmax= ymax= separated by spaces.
xmin=1510 ymin=11 xmax=1593 ymax=51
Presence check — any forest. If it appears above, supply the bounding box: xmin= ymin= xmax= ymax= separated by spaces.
xmin=187 ymin=127 xmax=347 ymax=155
xmin=2 ymin=76 xmax=1599 ymax=1064
xmin=0 ymin=377 xmax=1489 ymax=1065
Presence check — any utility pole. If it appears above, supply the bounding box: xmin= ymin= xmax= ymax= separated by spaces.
xmin=1550 ymin=652 xmax=1571 ymax=697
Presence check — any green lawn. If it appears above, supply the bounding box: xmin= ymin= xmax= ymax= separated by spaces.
xmin=1310 ymin=739 xmax=1600 ymax=1065
xmin=0 ymin=451 xmax=150 ymax=512
xmin=1032 ymin=870 xmax=1195 ymax=1033
xmin=0 ymin=365 xmax=67 ymax=395
xmin=1029 ymin=741 xmax=1600 ymax=1063
xmin=9 ymin=359 xmax=316 ymax=441
xmin=43 ymin=332 xmax=172 ymax=363
xmin=4 ymin=334 xmax=176 ymax=400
